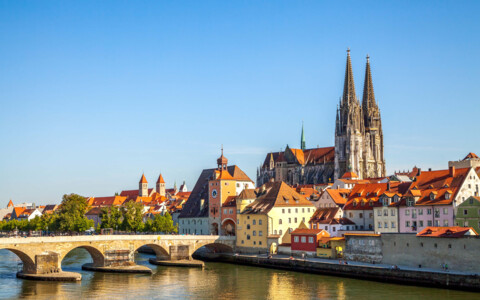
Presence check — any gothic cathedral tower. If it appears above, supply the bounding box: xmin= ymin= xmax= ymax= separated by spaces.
xmin=334 ymin=50 xmax=386 ymax=179
xmin=362 ymin=55 xmax=386 ymax=178
xmin=335 ymin=49 xmax=365 ymax=179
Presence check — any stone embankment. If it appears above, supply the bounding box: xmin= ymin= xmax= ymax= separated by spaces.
xmin=205 ymin=254 xmax=480 ymax=292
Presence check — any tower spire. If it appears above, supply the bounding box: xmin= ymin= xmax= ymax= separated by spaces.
xmin=362 ymin=54 xmax=376 ymax=111
xmin=300 ymin=121 xmax=306 ymax=150
xmin=343 ymin=48 xmax=357 ymax=103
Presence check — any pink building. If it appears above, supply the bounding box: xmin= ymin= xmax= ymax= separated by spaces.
xmin=398 ymin=166 xmax=479 ymax=233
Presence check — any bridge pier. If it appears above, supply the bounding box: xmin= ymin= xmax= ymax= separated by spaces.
xmin=81 ymin=248 xmax=152 ymax=274
xmin=149 ymin=245 xmax=205 ymax=268
xmin=17 ymin=252 xmax=81 ymax=281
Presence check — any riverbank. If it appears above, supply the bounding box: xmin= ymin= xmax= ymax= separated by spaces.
xmin=204 ymin=253 xmax=480 ymax=292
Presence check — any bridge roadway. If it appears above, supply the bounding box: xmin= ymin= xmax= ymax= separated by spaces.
xmin=0 ymin=235 xmax=235 ymax=281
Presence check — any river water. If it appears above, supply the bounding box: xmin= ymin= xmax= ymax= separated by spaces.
xmin=0 ymin=249 xmax=479 ymax=299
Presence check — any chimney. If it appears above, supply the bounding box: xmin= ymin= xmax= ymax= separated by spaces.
xmin=449 ymin=166 xmax=455 ymax=177
xmin=428 ymin=168 xmax=432 ymax=171
xmin=387 ymin=182 xmax=390 ymax=191
xmin=417 ymin=168 xmax=422 ymax=176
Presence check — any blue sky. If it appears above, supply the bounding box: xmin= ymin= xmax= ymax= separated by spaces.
xmin=1 ymin=1 xmax=479 ymax=207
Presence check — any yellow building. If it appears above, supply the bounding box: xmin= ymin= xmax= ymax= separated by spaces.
xmin=236 ymin=181 xmax=316 ymax=253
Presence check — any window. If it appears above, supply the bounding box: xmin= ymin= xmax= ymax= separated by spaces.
xmin=295 ymin=208 xmax=298 ymax=213
xmin=412 ymin=209 xmax=417 ymax=218
xmin=288 ymin=209 xmax=291 ymax=213
xmin=301 ymin=236 xmax=306 ymax=243
xmin=378 ymin=222 xmax=382 ymax=228
xmin=253 ymin=220 xmax=256 ymax=225
xmin=308 ymin=237 xmax=314 ymax=243
xmin=464 ymin=209 xmax=468 ymax=215
xmin=253 ymin=231 xmax=256 ymax=236
xmin=405 ymin=210 xmax=410 ymax=216
xmin=377 ymin=210 xmax=382 ymax=216
xmin=435 ymin=208 xmax=440 ymax=218
xmin=253 ymin=241 xmax=256 ymax=245
xmin=349 ymin=212 xmax=353 ymax=218
xmin=247 ymin=235 xmax=250 ymax=240
xmin=359 ymin=213 xmax=363 ymax=218
xmin=241 ymin=240 xmax=244 ymax=244
xmin=325 ymin=226 xmax=329 ymax=230
xmin=443 ymin=208 xmax=448 ymax=215
xmin=445 ymin=193 xmax=451 ymax=200
xmin=333 ymin=227 xmax=336 ymax=232
xmin=385 ymin=222 xmax=388 ymax=228
xmin=443 ymin=220 xmax=449 ymax=226
xmin=294 ymin=218 xmax=297 ymax=223
xmin=427 ymin=209 xmax=432 ymax=215
xmin=391 ymin=222 xmax=396 ymax=228
xmin=465 ymin=221 xmax=469 ymax=226
xmin=302 ymin=208 xmax=305 ymax=213
xmin=282 ymin=209 xmax=285 ymax=213
xmin=391 ymin=209 xmax=396 ymax=216
xmin=419 ymin=221 xmax=424 ymax=227
xmin=434 ymin=220 xmax=439 ymax=227
xmin=259 ymin=231 xmax=263 ymax=236
xmin=288 ymin=218 xmax=291 ymax=224
xmin=312 ymin=224 xmax=317 ymax=229
xmin=383 ymin=210 xmax=388 ymax=216
xmin=229 ymin=209 xmax=233 ymax=214
xmin=470 ymin=198 xmax=474 ymax=204
xmin=406 ymin=221 xmax=410 ymax=227
xmin=427 ymin=220 xmax=432 ymax=226
xmin=247 ymin=225 xmax=250 ymax=230
xmin=259 ymin=241 xmax=262 ymax=245
xmin=279 ymin=230 xmax=283 ymax=235
xmin=279 ymin=219 xmax=282 ymax=225
xmin=223 ymin=208 xmax=227 ymax=214
xmin=418 ymin=209 xmax=423 ymax=215
xmin=259 ymin=219 xmax=262 ymax=225
xmin=369 ymin=213 xmax=373 ymax=218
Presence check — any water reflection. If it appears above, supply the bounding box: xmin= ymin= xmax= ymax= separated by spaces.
xmin=0 ymin=249 xmax=479 ymax=299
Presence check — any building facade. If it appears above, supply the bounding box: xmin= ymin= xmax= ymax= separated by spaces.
xmin=456 ymin=196 xmax=480 ymax=233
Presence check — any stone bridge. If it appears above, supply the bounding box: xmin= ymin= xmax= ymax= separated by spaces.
xmin=0 ymin=235 xmax=235 ymax=278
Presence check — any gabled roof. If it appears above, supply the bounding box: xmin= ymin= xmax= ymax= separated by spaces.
xmin=89 ymin=196 xmax=127 ymax=207
xmin=223 ymin=196 xmax=237 ymax=207
xmin=120 ymin=188 xmax=154 ymax=200
xmin=242 ymin=182 xmax=313 ymax=215
xmin=215 ymin=169 xmax=234 ymax=180
xmin=343 ymin=181 xmax=411 ymax=210
xmin=238 ymin=188 xmax=257 ymax=200
xmin=417 ymin=226 xmax=478 ymax=238
xmin=405 ymin=168 xmax=470 ymax=206
xmin=13 ymin=207 xmax=26 ymax=218
xmin=7 ymin=200 xmax=14 ymax=208
xmin=463 ymin=152 xmax=479 ymax=160
xmin=325 ymin=189 xmax=349 ymax=205
xmin=341 ymin=172 xmax=358 ymax=179
xmin=291 ymin=228 xmax=327 ymax=236
xmin=309 ymin=207 xmax=339 ymax=224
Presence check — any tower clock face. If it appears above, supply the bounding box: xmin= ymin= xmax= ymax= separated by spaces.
xmin=212 ymin=189 xmax=218 ymax=198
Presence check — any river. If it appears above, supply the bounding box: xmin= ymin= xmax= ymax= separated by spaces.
xmin=0 ymin=249 xmax=478 ymax=299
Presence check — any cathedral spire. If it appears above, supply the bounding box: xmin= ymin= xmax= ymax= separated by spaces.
xmin=300 ymin=121 xmax=306 ymax=150
xmin=343 ymin=48 xmax=357 ymax=103
xmin=362 ymin=54 xmax=376 ymax=111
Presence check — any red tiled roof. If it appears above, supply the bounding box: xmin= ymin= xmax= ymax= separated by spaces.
xmin=139 ymin=174 xmax=148 ymax=184
xmin=417 ymin=226 xmax=478 ymax=238
xmin=343 ymin=181 xmax=411 ymax=210
xmin=325 ymin=189 xmax=349 ymax=205
xmin=90 ymin=196 xmax=127 ymax=207
xmin=7 ymin=200 xmax=14 ymax=208
xmin=291 ymin=228 xmax=325 ymax=236
xmin=13 ymin=207 xmax=26 ymax=218
xmin=341 ymin=172 xmax=359 ymax=179
xmin=406 ymin=168 xmax=470 ymax=206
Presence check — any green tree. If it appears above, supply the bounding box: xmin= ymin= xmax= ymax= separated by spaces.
xmin=121 ymin=201 xmax=144 ymax=232
xmin=57 ymin=194 xmax=94 ymax=232
xmin=147 ymin=212 xmax=177 ymax=233
xmin=100 ymin=206 xmax=123 ymax=230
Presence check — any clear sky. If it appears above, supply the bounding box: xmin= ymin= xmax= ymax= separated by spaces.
xmin=1 ymin=1 xmax=479 ymax=207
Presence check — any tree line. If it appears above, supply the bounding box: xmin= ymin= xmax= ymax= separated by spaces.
xmin=0 ymin=194 xmax=177 ymax=234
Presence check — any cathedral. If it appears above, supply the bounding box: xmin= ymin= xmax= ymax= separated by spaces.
xmin=257 ymin=50 xmax=386 ymax=186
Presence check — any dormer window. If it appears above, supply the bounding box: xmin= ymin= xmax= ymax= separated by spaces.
xmin=353 ymin=201 xmax=357 ymax=207
xmin=445 ymin=192 xmax=451 ymax=200
xmin=430 ymin=193 xmax=435 ymax=200
xmin=393 ymin=195 xmax=399 ymax=203
xmin=361 ymin=201 xmax=365 ymax=207
xmin=357 ymin=192 xmax=362 ymax=197
xmin=407 ymin=197 xmax=414 ymax=207
xmin=369 ymin=200 xmax=373 ymax=206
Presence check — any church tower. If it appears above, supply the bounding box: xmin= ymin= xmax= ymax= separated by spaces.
xmin=139 ymin=174 xmax=148 ymax=197
xmin=334 ymin=49 xmax=365 ymax=179
xmin=156 ymin=174 xmax=166 ymax=197
xmin=300 ymin=122 xmax=306 ymax=150
xmin=362 ymin=55 xmax=386 ymax=178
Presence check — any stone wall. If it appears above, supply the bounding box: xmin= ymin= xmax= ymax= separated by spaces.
xmin=344 ymin=235 xmax=382 ymax=263
xmin=381 ymin=234 xmax=480 ymax=273
xmin=35 ymin=253 xmax=60 ymax=274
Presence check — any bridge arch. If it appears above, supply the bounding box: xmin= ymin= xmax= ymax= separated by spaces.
xmin=134 ymin=243 xmax=170 ymax=260
xmin=0 ymin=248 xmax=36 ymax=274
xmin=60 ymin=245 xmax=105 ymax=267
xmin=192 ymin=242 xmax=234 ymax=254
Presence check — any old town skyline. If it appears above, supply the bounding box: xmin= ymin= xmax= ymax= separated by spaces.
xmin=1 ymin=1 xmax=480 ymax=206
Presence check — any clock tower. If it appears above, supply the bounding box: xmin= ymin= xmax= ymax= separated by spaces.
xmin=208 ymin=148 xmax=236 ymax=235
